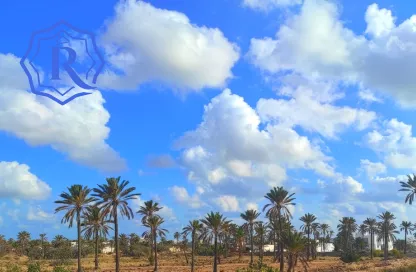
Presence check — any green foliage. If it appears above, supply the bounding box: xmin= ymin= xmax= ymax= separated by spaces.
xmin=26 ymin=263 xmax=41 ymax=272
xmin=5 ymin=264 xmax=22 ymax=272
xmin=52 ymin=267 xmax=71 ymax=272
xmin=389 ymin=248 xmax=404 ymax=259
xmin=374 ymin=249 xmax=384 ymax=257
xmin=148 ymin=252 xmax=155 ymax=265
xmin=340 ymin=251 xmax=361 ymax=263
xmin=382 ymin=263 xmax=416 ymax=271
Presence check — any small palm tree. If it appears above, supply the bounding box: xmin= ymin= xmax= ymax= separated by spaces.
xmin=299 ymin=213 xmax=317 ymax=260
xmin=234 ymin=226 xmax=245 ymax=261
xmin=201 ymin=212 xmax=231 ymax=272
xmin=55 ymin=185 xmax=95 ymax=272
xmin=182 ymin=220 xmax=203 ymax=272
xmin=39 ymin=234 xmax=47 ymax=259
xmin=93 ymin=177 xmax=140 ymax=272
xmin=143 ymin=215 xmax=168 ymax=272
xmin=263 ymin=186 xmax=296 ymax=271
xmin=137 ymin=200 xmax=163 ymax=258
xmin=17 ymin=231 xmax=31 ymax=256
xmin=399 ymin=174 xmax=416 ymax=204
xmin=378 ymin=211 xmax=397 ymax=260
xmin=363 ymin=218 xmax=377 ymax=259
xmin=283 ymin=231 xmax=309 ymax=272
xmin=255 ymin=222 xmax=266 ymax=264
xmin=81 ymin=206 xmax=113 ymax=270
xmin=319 ymin=223 xmax=330 ymax=253
xmin=240 ymin=209 xmax=261 ymax=266
xmin=337 ymin=217 xmax=357 ymax=252
xmin=400 ymin=221 xmax=413 ymax=254
xmin=174 ymin=232 xmax=180 ymax=246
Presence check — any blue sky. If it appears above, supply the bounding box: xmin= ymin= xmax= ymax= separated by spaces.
xmin=1 ymin=0 xmax=416 ymax=241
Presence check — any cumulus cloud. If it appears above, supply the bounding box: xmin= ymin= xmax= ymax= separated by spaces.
xmin=99 ymin=0 xmax=239 ymax=92
xmin=169 ymin=186 xmax=205 ymax=209
xmin=0 ymin=161 xmax=51 ymax=200
xmin=27 ymin=206 xmax=55 ymax=222
xmin=242 ymin=0 xmax=302 ymax=11
xmin=0 ymin=54 xmax=126 ymax=172
xmin=216 ymin=195 xmax=240 ymax=212
xmin=248 ymin=0 xmax=416 ymax=108
xmin=359 ymin=159 xmax=386 ymax=178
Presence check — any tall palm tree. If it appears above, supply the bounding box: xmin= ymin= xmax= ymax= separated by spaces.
xmin=234 ymin=226 xmax=245 ymax=261
xmin=92 ymin=177 xmax=140 ymax=272
xmin=201 ymin=212 xmax=231 ymax=272
xmin=81 ymin=206 xmax=113 ymax=270
xmin=255 ymin=222 xmax=266 ymax=264
xmin=399 ymin=174 xmax=416 ymax=204
xmin=137 ymin=200 xmax=163 ymax=258
xmin=299 ymin=213 xmax=317 ymax=260
xmin=263 ymin=186 xmax=296 ymax=272
xmin=182 ymin=220 xmax=204 ymax=272
xmin=337 ymin=217 xmax=357 ymax=252
xmin=363 ymin=218 xmax=377 ymax=259
xmin=39 ymin=234 xmax=47 ymax=259
xmin=55 ymin=185 xmax=95 ymax=272
xmin=319 ymin=223 xmax=330 ymax=253
xmin=143 ymin=215 xmax=168 ymax=272
xmin=400 ymin=221 xmax=413 ymax=254
xmin=240 ymin=209 xmax=261 ymax=266
xmin=311 ymin=223 xmax=320 ymax=260
xmin=378 ymin=211 xmax=396 ymax=260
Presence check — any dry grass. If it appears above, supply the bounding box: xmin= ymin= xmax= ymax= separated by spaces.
xmin=1 ymin=253 xmax=416 ymax=272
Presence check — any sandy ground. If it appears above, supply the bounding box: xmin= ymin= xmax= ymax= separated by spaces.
xmin=1 ymin=253 xmax=416 ymax=272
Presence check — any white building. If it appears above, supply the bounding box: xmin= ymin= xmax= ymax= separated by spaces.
xmin=355 ymin=233 xmax=393 ymax=251
xmin=316 ymin=243 xmax=335 ymax=253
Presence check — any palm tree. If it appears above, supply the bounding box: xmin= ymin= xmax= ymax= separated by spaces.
xmin=299 ymin=213 xmax=317 ymax=260
xmin=182 ymin=220 xmax=203 ymax=272
xmin=174 ymin=231 xmax=180 ymax=246
xmin=311 ymin=222 xmax=320 ymax=259
xmin=255 ymin=222 xmax=266 ymax=264
xmin=283 ymin=231 xmax=309 ymax=272
xmin=137 ymin=200 xmax=163 ymax=258
xmin=363 ymin=218 xmax=377 ymax=259
xmin=39 ymin=234 xmax=47 ymax=259
xmin=81 ymin=206 xmax=113 ymax=270
xmin=55 ymin=185 xmax=95 ymax=272
xmin=17 ymin=231 xmax=30 ymax=256
xmin=399 ymin=174 xmax=416 ymax=204
xmin=319 ymin=223 xmax=330 ymax=253
xmin=234 ymin=226 xmax=245 ymax=261
xmin=378 ymin=211 xmax=396 ymax=260
xmin=240 ymin=209 xmax=261 ymax=266
xmin=143 ymin=215 xmax=168 ymax=272
xmin=263 ymin=186 xmax=296 ymax=272
xmin=400 ymin=221 xmax=413 ymax=254
xmin=93 ymin=177 xmax=140 ymax=272
xmin=337 ymin=217 xmax=357 ymax=252
xmin=201 ymin=212 xmax=231 ymax=272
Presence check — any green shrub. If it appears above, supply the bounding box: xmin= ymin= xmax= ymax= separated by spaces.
xmin=26 ymin=263 xmax=41 ymax=272
xmin=52 ymin=267 xmax=71 ymax=272
xmin=5 ymin=264 xmax=22 ymax=272
xmin=389 ymin=249 xmax=404 ymax=259
xmin=374 ymin=249 xmax=384 ymax=257
xmin=340 ymin=251 xmax=361 ymax=263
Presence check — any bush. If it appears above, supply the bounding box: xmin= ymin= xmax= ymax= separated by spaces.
xmin=389 ymin=249 xmax=404 ymax=259
xmin=340 ymin=251 xmax=361 ymax=263
xmin=374 ymin=249 xmax=384 ymax=257
xmin=27 ymin=263 xmax=41 ymax=272
xmin=5 ymin=264 xmax=22 ymax=272
xmin=52 ymin=267 xmax=71 ymax=272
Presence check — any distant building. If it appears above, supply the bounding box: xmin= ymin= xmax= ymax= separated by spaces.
xmin=316 ymin=243 xmax=335 ymax=253
xmin=102 ymin=241 xmax=114 ymax=254
xmin=169 ymin=246 xmax=181 ymax=253
xmin=355 ymin=233 xmax=393 ymax=251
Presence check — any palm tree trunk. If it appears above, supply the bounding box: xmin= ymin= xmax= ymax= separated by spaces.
xmin=250 ymin=223 xmax=254 ymax=266
xmin=384 ymin=227 xmax=388 ymax=261
xmin=153 ymin=229 xmax=158 ymax=272
xmin=260 ymin=233 xmax=264 ymax=264
xmin=77 ymin=210 xmax=82 ymax=272
xmin=307 ymin=227 xmax=310 ymax=261
xmin=115 ymin=211 xmax=120 ymax=272
xmin=370 ymin=231 xmax=373 ymax=259
xmin=279 ymin=211 xmax=284 ymax=272
xmin=274 ymin=231 xmax=277 ymax=262
xmin=191 ymin=233 xmax=195 ymax=272
xmin=214 ymin=234 xmax=218 ymax=272
xmin=95 ymin=229 xmax=99 ymax=270
xmin=405 ymin=231 xmax=407 ymax=255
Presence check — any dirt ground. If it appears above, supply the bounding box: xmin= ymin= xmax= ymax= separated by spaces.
xmin=1 ymin=253 xmax=416 ymax=272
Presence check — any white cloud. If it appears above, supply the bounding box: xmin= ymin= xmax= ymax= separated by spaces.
xmin=359 ymin=159 xmax=386 ymax=178
xmin=358 ymin=89 xmax=383 ymax=103
xmin=0 ymin=161 xmax=51 ymax=200
xmin=242 ymin=0 xmax=302 ymax=11
xmin=364 ymin=119 xmax=416 ymax=171
xmin=0 ymin=54 xmax=126 ymax=172
xmin=100 ymin=0 xmax=239 ymax=92
xmin=8 ymin=209 xmax=20 ymax=221
xmin=216 ymin=195 xmax=240 ymax=212
xmin=27 ymin=206 xmax=55 ymax=222
xmin=246 ymin=202 xmax=259 ymax=211
xmin=159 ymin=205 xmax=177 ymax=222
xmin=169 ymin=186 xmax=205 ymax=209
xmin=247 ymin=0 xmax=416 ymax=108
